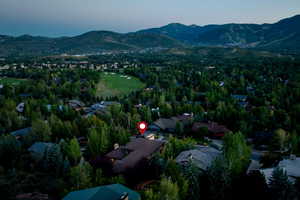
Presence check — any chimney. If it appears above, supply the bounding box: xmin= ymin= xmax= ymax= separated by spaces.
xmin=120 ymin=192 xmax=129 ymax=200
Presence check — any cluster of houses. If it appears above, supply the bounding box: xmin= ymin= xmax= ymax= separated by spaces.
xmin=10 ymin=110 xmax=300 ymax=200
xmin=0 ymin=60 xmax=138 ymax=72
xmin=8 ymin=100 xmax=120 ymax=141
xmin=145 ymin=113 xmax=231 ymax=139
xmin=7 ymin=96 xmax=299 ymax=200
xmin=67 ymin=99 xmax=121 ymax=118
xmin=22 ymin=135 xmax=161 ymax=200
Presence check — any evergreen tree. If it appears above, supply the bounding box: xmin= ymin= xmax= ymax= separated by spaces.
xmin=30 ymin=119 xmax=52 ymax=142
xmin=182 ymin=160 xmax=201 ymax=200
xmin=69 ymin=159 xmax=92 ymax=190
xmin=271 ymin=129 xmax=289 ymax=152
xmin=207 ymin=157 xmax=231 ymax=200
xmin=158 ymin=177 xmax=180 ymax=200
xmin=66 ymin=138 xmax=82 ymax=165
xmin=44 ymin=143 xmax=64 ymax=175
xmin=88 ymin=127 xmax=109 ymax=157
xmin=223 ymin=132 xmax=251 ymax=176
xmin=269 ymin=167 xmax=295 ymax=200
xmin=175 ymin=122 xmax=184 ymax=136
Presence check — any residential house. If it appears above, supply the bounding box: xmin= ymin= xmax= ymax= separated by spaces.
xmin=176 ymin=146 xmax=221 ymax=171
xmin=10 ymin=127 xmax=32 ymax=139
xmin=192 ymin=122 xmax=231 ymax=138
xmin=231 ymin=94 xmax=247 ymax=101
xmin=28 ymin=142 xmax=55 ymax=161
xmin=151 ymin=118 xmax=177 ymax=132
xmin=231 ymin=94 xmax=248 ymax=108
xmin=63 ymin=184 xmax=141 ymax=200
xmin=106 ymin=138 xmax=164 ymax=173
xmin=261 ymin=156 xmax=300 ymax=184
xmin=150 ymin=113 xmax=193 ymax=133
xmin=91 ymin=103 xmax=106 ymax=111
xmin=68 ymin=100 xmax=85 ymax=110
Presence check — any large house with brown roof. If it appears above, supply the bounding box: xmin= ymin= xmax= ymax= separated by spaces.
xmin=106 ymin=138 xmax=164 ymax=173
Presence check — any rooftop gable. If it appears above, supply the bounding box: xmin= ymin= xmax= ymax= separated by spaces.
xmin=63 ymin=184 xmax=141 ymax=200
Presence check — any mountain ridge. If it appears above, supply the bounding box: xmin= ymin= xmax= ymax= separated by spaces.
xmin=1 ymin=14 xmax=300 ymax=56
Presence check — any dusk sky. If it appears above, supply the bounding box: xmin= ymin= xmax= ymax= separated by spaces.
xmin=0 ymin=0 xmax=300 ymax=37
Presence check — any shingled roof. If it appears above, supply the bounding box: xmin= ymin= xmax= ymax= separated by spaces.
xmin=106 ymin=138 xmax=164 ymax=173
xmin=176 ymin=146 xmax=221 ymax=171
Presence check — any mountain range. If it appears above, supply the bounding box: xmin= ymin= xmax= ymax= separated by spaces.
xmin=1 ymin=15 xmax=300 ymax=57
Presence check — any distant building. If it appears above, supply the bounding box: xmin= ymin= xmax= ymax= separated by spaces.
xmin=91 ymin=103 xmax=106 ymax=110
xmin=19 ymin=93 xmax=32 ymax=98
xmin=63 ymin=184 xmax=141 ymax=200
xmin=68 ymin=100 xmax=85 ymax=110
xmin=100 ymin=101 xmax=120 ymax=107
xmin=106 ymin=138 xmax=164 ymax=173
xmin=231 ymin=94 xmax=248 ymax=102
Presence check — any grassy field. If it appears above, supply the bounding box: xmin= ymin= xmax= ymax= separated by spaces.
xmin=0 ymin=77 xmax=28 ymax=85
xmin=96 ymin=73 xmax=145 ymax=98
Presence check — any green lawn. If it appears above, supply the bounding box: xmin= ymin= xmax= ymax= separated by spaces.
xmin=96 ymin=73 xmax=145 ymax=98
xmin=0 ymin=77 xmax=28 ymax=85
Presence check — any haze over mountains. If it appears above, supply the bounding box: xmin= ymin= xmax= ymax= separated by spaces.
xmin=1 ymin=15 xmax=300 ymax=57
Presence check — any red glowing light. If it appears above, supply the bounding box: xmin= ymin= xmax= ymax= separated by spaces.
xmin=137 ymin=121 xmax=148 ymax=135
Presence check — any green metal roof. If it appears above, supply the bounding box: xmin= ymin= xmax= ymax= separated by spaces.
xmin=63 ymin=184 xmax=141 ymax=200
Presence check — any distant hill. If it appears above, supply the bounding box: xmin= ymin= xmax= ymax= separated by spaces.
xmin=1 ymin=15 xmax=300 ymax=56
xmin=140 ymin=15 xmax=300 ymax=52
xmin=0 ymin=31 xmax=184 ymax=57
